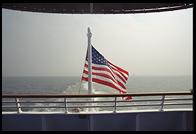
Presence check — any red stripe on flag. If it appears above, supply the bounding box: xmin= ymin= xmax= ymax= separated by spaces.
xmin=83 ymin=70 xmax=127 ymax=90
xmin=93 ymin=78 xmax=126 ymax=93
xmin=81 ymin=76 xmax=126 ymax=93
xmin=81 ymin=76 xmax=88 ymax=81
xmin=85 ymin=63 xmax=116 ymax=80
xmin=86 ymin=63 xmax=128 ymax=84
xmin=123 ymin=96 xmax=132 ymax=101
xmin=83 ymin=70 xmax=88 ymax=74
xmin=109 ymin=66 xmax=128 ymax=81
xmin=109 ymin=68 xmax=127 ymax=84
xmin=107 ymin=60 xmax=129 ymax=75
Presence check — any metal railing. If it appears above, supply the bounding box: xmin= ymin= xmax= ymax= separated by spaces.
xmin=2 ymin=91 xmax=193 ymax=114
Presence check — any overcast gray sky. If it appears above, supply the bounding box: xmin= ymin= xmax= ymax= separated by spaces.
xmin=2 ymin=8 xmax=193 ymax=77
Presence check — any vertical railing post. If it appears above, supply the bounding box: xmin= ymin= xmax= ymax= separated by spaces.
xmin=15 ymin=98 xmax=22 ymax=113
xmin=64 ymin=98 xmax=67 ymax=114
xmin=114 ymin=96 xmax=117 ymax=113
xmin=160 ymin=95 xmax=165 ymax=111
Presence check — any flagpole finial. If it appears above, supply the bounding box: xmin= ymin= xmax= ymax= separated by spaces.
xmin=87 ymin=27 xmax=92 ymax=37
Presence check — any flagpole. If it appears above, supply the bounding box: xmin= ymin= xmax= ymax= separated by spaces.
xmin=87 ymin=27 xmax=93 ymax=95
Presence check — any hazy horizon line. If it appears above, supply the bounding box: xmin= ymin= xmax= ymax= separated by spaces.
xmin=2 ymin=75 xmax=193 ymax=78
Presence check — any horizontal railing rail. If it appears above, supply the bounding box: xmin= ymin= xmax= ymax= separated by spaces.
xmin=2 ymin=91 xmax=193 ymax=114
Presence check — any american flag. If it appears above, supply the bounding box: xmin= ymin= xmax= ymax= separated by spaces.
xmin=81 ymin=45 xmax=132 ymax=100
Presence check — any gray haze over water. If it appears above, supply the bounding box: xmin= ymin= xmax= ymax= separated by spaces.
xmin=2 ymin=76 xmax=192 ymax=94
xmin=2 ymin=8 xmax=192 ymax=77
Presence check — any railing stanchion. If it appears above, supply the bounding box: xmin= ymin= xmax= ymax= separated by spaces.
xmin=114 ymin=96 xmax=117 ymax=113
xmin=64 ymin=98 xmax=67 ymax=114
xmin=15 ymin=98 xmax=22 ymax=114
xmin=160 ymin=95 xmax=165 ymax=111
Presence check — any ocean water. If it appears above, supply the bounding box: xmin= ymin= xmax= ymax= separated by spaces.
xmin=2 ymin=76 xmax=193 ymax=94
xmin=2 ymin=76 xmax=193 ymax=112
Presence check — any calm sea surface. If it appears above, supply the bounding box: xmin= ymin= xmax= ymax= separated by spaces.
xmin=2 ymin=76 xmax=192 ymax=112
xmin=2 ymin=76 xmax=192 ymax=94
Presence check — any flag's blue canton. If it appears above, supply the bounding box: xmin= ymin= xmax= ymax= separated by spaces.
xmin=86 ymin=46 xmax=108 ymax=65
